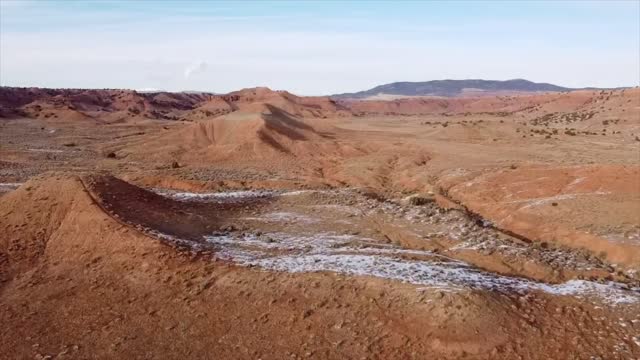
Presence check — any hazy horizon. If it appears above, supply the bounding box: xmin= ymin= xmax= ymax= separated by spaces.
xmin=1 ymin=0 xmax=638 ymax=95
xmin=0 ymin=77 xmax=635 ymax=96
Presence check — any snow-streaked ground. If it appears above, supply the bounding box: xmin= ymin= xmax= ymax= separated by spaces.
xmin=148 ymin=188 xmax=640 ymax=305
xmin=150 ymin=229 xmax=640 ymax=305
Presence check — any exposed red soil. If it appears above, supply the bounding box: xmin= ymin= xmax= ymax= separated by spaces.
xmin=1 ymin=173 xmax=639 ymax=359
xmin=1 ymin=86 xmax=640 ymax=359
xmin=0 ymin=87 xmax=347 ymax=123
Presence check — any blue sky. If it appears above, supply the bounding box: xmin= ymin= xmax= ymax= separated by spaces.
xmin=1 ymin=0 xmax=638 ymax=94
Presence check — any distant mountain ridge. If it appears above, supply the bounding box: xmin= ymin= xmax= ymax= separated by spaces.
xmin=332 ymin=79 xmax=615 ymax=99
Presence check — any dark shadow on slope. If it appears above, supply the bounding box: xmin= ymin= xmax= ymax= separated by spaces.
xmin=257 ymin=129 xmax=293 ymax=154
xmin=84 ymin=174 xmax=277 ymax=242
xmin=262 ymin=104 xmax=341 ymax=140
xmin=263 ymin=104 xmax=315 ymax=131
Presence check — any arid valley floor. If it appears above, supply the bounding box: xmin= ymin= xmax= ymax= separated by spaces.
xmin=1 ymin=86 xmax=639 ymax=359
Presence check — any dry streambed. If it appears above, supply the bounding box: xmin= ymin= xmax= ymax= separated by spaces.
xmin=150 ymin=188 xmax=640 ymax=306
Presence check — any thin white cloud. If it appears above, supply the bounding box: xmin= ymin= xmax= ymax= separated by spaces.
xmin=183 ymin=60 xmax=208 ymax=79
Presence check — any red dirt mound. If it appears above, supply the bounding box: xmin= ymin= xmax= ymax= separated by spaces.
xmin=223 ymin=87 xmax=349 ymax=118
xmin=0 ymin=173 xmax=168 ymax=282
xmin=119 ymin=104 xmax=362 ymax=166
xmin=0 ymin=172 xmax=255 ymax=280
